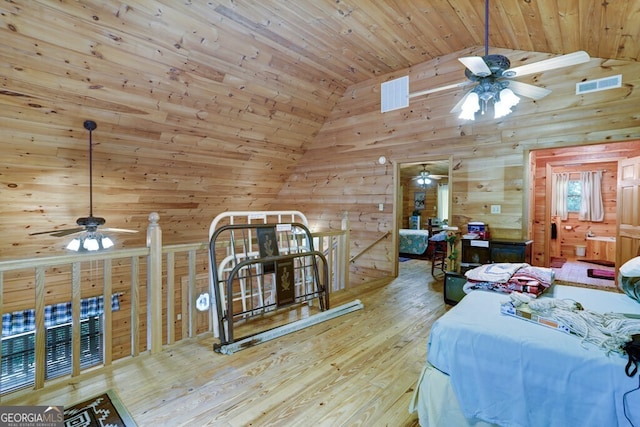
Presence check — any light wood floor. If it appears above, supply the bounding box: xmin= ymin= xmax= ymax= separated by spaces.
xmin=3 ymin=259 xmax=445 ymax=427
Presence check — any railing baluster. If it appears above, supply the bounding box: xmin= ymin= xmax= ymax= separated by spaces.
xmin=103 ymin=258 xmax=113 ymax=366
xmin=34 ymin=266 xmax=46 ymax=389
xmin=130 ymin=256 xmax=140 ymax=357
xmin=166 ymin=252 xmax=175 ymax=345
xmin=188 ymin=250 xmax=196 ymax=337
xmin=71 ymin=262 xmax=81 ymax=377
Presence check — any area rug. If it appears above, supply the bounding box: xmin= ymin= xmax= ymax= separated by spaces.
xmin=550 ymin=257 xmax=566 ymax=268
xmin=64 ymin=389 xmax=137 ymax=427
xmin=587 ymin=268 xmax=615 ymax=281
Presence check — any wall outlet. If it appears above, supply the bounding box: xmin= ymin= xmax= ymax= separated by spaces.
xmin=491 ymin=205 xmax=501 ymax=214
xmin=378 ymin=203 xmax=384 ymax=211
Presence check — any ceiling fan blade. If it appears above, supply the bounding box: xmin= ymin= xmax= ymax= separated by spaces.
xmin=459 ymin=56 xmax=492 ymax=77
xmin=50 ymin=228 xmax=85 ymax=237
xmin=29 ymin=227 xmax=84 ymax=237
xmin=409 ymin=80 xmax=473 ymax=99
xmin=508 ymin=81 xmax=552 ymax=100
xmin=503 ymin=51 xmax=590 ymax=78
xmin=102 ymin=227 xmax=139 ymax=234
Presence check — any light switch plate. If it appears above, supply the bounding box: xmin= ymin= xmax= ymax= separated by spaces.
xmin=491 ymin=205 xmax=501 ymax=214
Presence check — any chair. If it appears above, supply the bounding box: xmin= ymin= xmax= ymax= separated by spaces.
xmin=431 ymin=240 xmax=447 ymax=276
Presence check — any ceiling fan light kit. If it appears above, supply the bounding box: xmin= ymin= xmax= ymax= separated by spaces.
xmin=66 ymin=233 xmax=114 ymax=252
xmin=414 ymin=164 xmax=441 ymax=188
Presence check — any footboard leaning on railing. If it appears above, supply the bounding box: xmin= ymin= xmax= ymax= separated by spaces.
xmin=0 ymin=212 xmax=349 ymax=396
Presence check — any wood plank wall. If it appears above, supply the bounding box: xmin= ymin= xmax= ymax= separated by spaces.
xmin=276 ymin=48 xmax=640 ymax=284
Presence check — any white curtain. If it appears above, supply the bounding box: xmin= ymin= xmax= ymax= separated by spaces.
xmin=551 ymin=172 xmax=570 ymax=220
xmin=579 ymin=171 xmax=604 ymax=222
xmin=437 ymin=183 xmax=449 ymax=221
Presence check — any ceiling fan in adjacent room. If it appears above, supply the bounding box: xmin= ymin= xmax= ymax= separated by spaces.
xmin=381 ymin=0 xmax=590 ymax=120
xmin=29 ymin=120 xmax=137 ymax=251
xmin=413 ymin=164 xmax=444 ymax=188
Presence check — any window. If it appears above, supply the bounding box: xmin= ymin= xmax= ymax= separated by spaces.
xmin=1 ymin=293 xmax=119 ymax=394
xmin=1 ymin=316 xmax=103 ymax=394
xmin=567 ymin=180 xmax=581 ymax=212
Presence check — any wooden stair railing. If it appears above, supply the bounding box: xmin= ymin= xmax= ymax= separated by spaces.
xmin=349 ymin=231 xmax=391 ymax=263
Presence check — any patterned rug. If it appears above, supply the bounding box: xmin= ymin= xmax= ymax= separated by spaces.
xmin=64 ymin=389 xmax=136 ymax=427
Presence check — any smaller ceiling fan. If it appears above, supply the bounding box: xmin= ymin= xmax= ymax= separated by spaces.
xmin=413 ymin=164 xmax=444 ymax=187
xmin=29 ymin=120 xmax=137 ymax=250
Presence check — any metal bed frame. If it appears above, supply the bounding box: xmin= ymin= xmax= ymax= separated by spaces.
xmin=208 ymin=211 xmax=363 ymax=354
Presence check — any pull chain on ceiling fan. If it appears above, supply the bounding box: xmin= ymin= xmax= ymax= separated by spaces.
xmin=29 ymin=120 xmax=137 ymax=252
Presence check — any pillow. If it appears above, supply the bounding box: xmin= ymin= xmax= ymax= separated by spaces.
xmin=619 ymin=256 xmax=640 ymax=303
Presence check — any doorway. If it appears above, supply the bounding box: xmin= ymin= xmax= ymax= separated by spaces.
xmin=529 ymin=141 xmax=640 ymax=290
xmin=393 ymin=157 xmax=452 ymax=277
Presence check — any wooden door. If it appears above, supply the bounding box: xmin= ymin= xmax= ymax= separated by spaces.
xmin=617 ymin=156 xmax=640 ymax=268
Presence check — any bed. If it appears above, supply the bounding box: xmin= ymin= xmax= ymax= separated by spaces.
xmin=410 ymin=284 xmax=640 ymax=427
xmin=399 ymin=229 xmax=431 ymax=255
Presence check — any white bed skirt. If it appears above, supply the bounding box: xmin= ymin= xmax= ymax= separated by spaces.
xmin=410 ymin=363 xmax=496 ymax=427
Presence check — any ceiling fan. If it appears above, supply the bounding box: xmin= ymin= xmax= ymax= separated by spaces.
xmin=381 ymin=0 xmax=590 ymax=119
xmin=413 ymin=164 xmax=444 ymax=186
xmin=29 ymin=120 xmax=137 ymax=249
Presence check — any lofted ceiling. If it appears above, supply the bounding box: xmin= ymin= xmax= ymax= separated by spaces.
xmin=1 ymin=0 xmax=639 ymax=255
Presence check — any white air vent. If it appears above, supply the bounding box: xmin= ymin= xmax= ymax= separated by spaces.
xmin=381 ymin=76 xmax=409 ymax=112
xmin=576 ymin=75 xmax=622 ymax=95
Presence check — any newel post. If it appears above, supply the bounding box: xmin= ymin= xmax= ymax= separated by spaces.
xmin=147 ymin=212 xmax=163 ymax=354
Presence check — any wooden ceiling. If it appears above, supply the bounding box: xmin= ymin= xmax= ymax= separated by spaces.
xmin=2 ymin=0 xmax=639 ymax=255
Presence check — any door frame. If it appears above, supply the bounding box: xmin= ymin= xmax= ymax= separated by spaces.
xmin=392 ymin=155 xmax=453 ymax=277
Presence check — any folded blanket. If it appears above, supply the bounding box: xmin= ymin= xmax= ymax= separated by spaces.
xmin=463 ymin=264 xmax=554 ymax=298
xmin=510 ymin=265 xmax=554 ymax=288
xmin=463 ymin=280 xmax=544 ymax=298
xmin=465 ymin=263 xmax=528 ymax=283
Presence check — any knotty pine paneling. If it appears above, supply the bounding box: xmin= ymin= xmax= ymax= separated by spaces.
xmin=2 ymin=1 xmax=640 ymax=297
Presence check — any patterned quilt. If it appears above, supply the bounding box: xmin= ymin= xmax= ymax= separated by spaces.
xmin=399 ymin=229 xmax=430 ymax=255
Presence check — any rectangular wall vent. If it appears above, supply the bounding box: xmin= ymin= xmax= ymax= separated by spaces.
xmin=576 ymin=74 xmax=622 ymax=95
xmin=381 ymin=76 xmax=409 ymax=112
